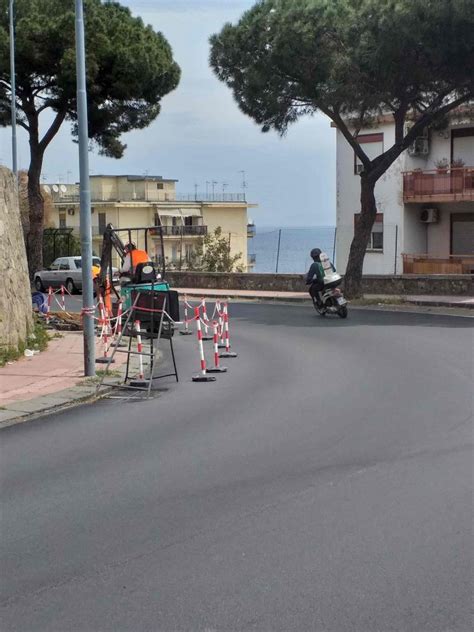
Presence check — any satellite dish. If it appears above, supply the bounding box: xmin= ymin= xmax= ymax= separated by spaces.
xmin=43 ymin=185 xmax=51 ymax=194
xmin=52 ymin=185 xmax=59 ymax=193
xmin=60 ymin=184 xmax=67 ymax=193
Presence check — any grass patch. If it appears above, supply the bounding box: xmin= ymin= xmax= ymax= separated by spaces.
xmin=82 ymin=369 xmax=122 ymax=385
xmin=0 ymin=316 xmax=50 ymax=367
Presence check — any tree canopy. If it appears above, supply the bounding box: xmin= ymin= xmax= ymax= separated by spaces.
xmin=0 ymin=0 xmax=180 ymax=275
xmin=210 ymin=0 xmax=474 ymax=295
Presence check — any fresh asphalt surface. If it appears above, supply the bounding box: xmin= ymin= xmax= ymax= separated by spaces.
xmin=1 ymin=303 xmax=473 ymax=632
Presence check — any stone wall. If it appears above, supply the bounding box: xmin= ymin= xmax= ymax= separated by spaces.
xmin=0 ymin=167 xmax=33 ymax=352
xmin=166 ymin=271 xmax=474 ymax=296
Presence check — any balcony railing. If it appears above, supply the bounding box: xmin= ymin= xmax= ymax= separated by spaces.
xmin=154 ymin=225 xmax=208 ymax=237
xmin=248 ymin=253 xmax=257 ymax=265
xmin=403 ymin=167 xmax=474 ymax=202
xmin=402 ymin=254 xmax=474 ymax=274
xmin=175 ymin=193 xmax=246 ymax=202
xmin=53 ymin=192 xmax=246 ymax=203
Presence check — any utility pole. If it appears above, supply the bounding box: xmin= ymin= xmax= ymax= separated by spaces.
xmin=212 ymin=180 xmax=218 ymax=199
xmin=75 ymin=0 xmax=95 ymax=375
xmin=9 ymin=0 xmax=17 ymax=175
xmin=194 ymin=183 xmax=198 ymax=200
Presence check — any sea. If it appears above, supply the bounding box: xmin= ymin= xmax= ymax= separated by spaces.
xmin=248 ymin=226 xmax=336 ymax=274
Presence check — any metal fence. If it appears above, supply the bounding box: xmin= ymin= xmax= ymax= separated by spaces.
xmin=249 ymin=224 xmax=401 ymax=275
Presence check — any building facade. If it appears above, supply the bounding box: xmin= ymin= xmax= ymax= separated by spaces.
xmin=335 ymin=111 xmax=474 ymax=275
xmin=47 ymin=175 xmax=257 ymax=271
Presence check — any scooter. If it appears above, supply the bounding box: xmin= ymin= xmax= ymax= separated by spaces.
xmin=312 ymin=253 xmax=348 ymax=318
xmin=312 ymin=283 xmax=348 ymax=318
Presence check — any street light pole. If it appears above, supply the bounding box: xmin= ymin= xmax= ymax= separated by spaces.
xmin=9 ymin=0 xmax=17 ymax=175
xmin=75 ymin=0 xmax=95 ymax=375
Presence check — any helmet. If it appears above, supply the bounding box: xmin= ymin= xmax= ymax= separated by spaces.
xmin=310 ymin=248 xmax=321 ymax=260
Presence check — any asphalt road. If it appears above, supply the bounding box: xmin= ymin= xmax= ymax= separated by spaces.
xmin=1 ymin=304 xmax=473 ymax=632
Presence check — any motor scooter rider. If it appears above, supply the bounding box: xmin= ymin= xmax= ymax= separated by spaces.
xmin=306 ymin=248 xmax=337 ymax=307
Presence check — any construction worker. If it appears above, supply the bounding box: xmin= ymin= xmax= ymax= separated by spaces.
xmin=120 ymin=242 xmax=152 ymax=284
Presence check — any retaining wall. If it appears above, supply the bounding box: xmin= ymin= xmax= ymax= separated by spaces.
xmin=0 ymin=167 xmax=33 ymax=352
xmin=166 ymin=271 xmax=474 ymax=296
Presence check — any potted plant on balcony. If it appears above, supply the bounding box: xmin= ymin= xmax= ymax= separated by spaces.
xmin=435 ymin=158 xmax=449 ymax=173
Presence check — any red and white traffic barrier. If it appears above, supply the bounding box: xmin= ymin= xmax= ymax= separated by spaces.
xmin=60 ymin=285 xmax=65 ymax=311
xmin=219 ymin=303 xmax=237 ymax=358
xmin=206 ymin=321 xmax=228 ymax=373
xmin=200 ymin=298 xmax=213 ymax=340
xmin=192 ymin=307 xmax=216 ymax=382
xmin=96 ymin=294 xmax=115 ymax=364
xmin=46 ymin=286 xmax=53 ymax=324
xmin=180 ymin=294 xmax=194 ymax=335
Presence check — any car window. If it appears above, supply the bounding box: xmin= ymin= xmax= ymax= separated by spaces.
xmin=50 ymin=261 xmax=61 ymax=271
xmin=75 ymin=260 xmax=82 ymax=269
xmin=59 ymin=262 xmax=70 ymax=270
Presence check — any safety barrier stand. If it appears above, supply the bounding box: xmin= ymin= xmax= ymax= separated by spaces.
xmin=219 ymin=303 xmax=237 ymax=358
xmin=201 ymin=298 xmax=213 ymax=340
xmin=206 ymin=321 xmax=228 ymax=373
xmin=179 ymin=295 xmax=194 ymax=336
xmin=46 ymin=286 xmax=53 ymax=324
xmin=96 ymin=295 xmax=115 ymax=364
xmin=192 ymin=307 xmax=216 ymax=382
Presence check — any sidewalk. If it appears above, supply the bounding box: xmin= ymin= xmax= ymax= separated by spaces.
xmin=176 ymin=288 xmax=474 ymax=309
xmin=0 ymin=332 xmax=126 ymax=428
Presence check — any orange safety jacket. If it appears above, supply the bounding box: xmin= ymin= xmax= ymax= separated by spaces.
xmin=130 ymin=249 xmax=150 ymax=267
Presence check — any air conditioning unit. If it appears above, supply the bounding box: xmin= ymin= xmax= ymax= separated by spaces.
xmin=405 ymin=122 xmax=430 ymax=156
xmin=420 ymin=208 xmax=439 ymax=223
xmin=67 ymin=208 xmax=75 ymax=216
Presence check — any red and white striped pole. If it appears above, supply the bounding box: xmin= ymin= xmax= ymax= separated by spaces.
xmin=96 ymin=294 xmax=115 ymax=364
xmin=216 ymin=300 xmax=226 ymax=348
xmin=219 ymin=303 xmax=237 ymax=358
xmin=180 ymin=294 xmax=193 ymax=335
xmin=207 ymin=321 xmax=228 ymax=373
xmin=192 ymin=307 xmax=216 ymax=382
xmin=111 ymin=300 xmax=126 ymax=347
xmin=201 ymin=298 xmax=213 ymax=340
xmin=60 ymin=284 xmax=65 ymax=311
xmin=46 ymin=286 xmax=53 ymax=324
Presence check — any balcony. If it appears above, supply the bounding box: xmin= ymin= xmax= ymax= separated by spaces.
xmin=247 ymin=223 xmax=256 ymax=238
xmin=153 ymin=225 xmax=208 ymax=237
xmin=248 ymin=253 xmax=257 ymax=265
xmin=403 ymin=167 xmax=474 ymax=203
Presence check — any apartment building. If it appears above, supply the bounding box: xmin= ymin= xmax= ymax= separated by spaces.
xmin=335 ymin=110 xmax=474 ymax=275
xmin=47 ymin=174 xmax=257 ymax=271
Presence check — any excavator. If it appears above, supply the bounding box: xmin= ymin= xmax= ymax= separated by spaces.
xmin=97 ymin=222 xmax=179 ymax=322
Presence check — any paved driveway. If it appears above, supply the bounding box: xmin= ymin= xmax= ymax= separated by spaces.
xmin=1 ymin=304 xmax=472 ymax=631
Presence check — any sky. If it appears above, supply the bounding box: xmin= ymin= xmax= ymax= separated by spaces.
xmin=0 ymin=0 xmax=336 ymax=227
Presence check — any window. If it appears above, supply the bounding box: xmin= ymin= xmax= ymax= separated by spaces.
xmin=354 ymin=133 xmax=384 ymax=175
xmin=354 ymin=213 xmax=384 ymax=251
xmin=98 ymin=212 xmax=107 ymax=234
xmin=451 ymin=213 xmax=474 ymax=255
xmin=50 ymin=260 xmax=61 ymax=270
xmin=185 ymin=244 xmax=194 ymax=262
xmin=59 ymin=214 xmax=66 ymax=228
xmin=59 ymin=261 xmax=70 ymax=270
xmin=157 ymin=182 xmax=164 ymax=190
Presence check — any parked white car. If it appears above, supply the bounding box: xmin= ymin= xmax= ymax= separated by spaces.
xmin=34 ymin=256 xmax=119 ymax=294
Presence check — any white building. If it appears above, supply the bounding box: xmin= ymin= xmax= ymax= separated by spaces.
xmin=335 ymin=111 xmax=474 ymax=275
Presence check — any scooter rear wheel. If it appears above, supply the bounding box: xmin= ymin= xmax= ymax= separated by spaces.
xmin=338 ymin=306 xmax=348 ymax=319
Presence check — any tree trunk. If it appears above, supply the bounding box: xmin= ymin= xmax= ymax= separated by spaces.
xmin=26 ymin=145 xmax=45 ymax=280
xmin=344 ymin=176 xmax=377 ymax=298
